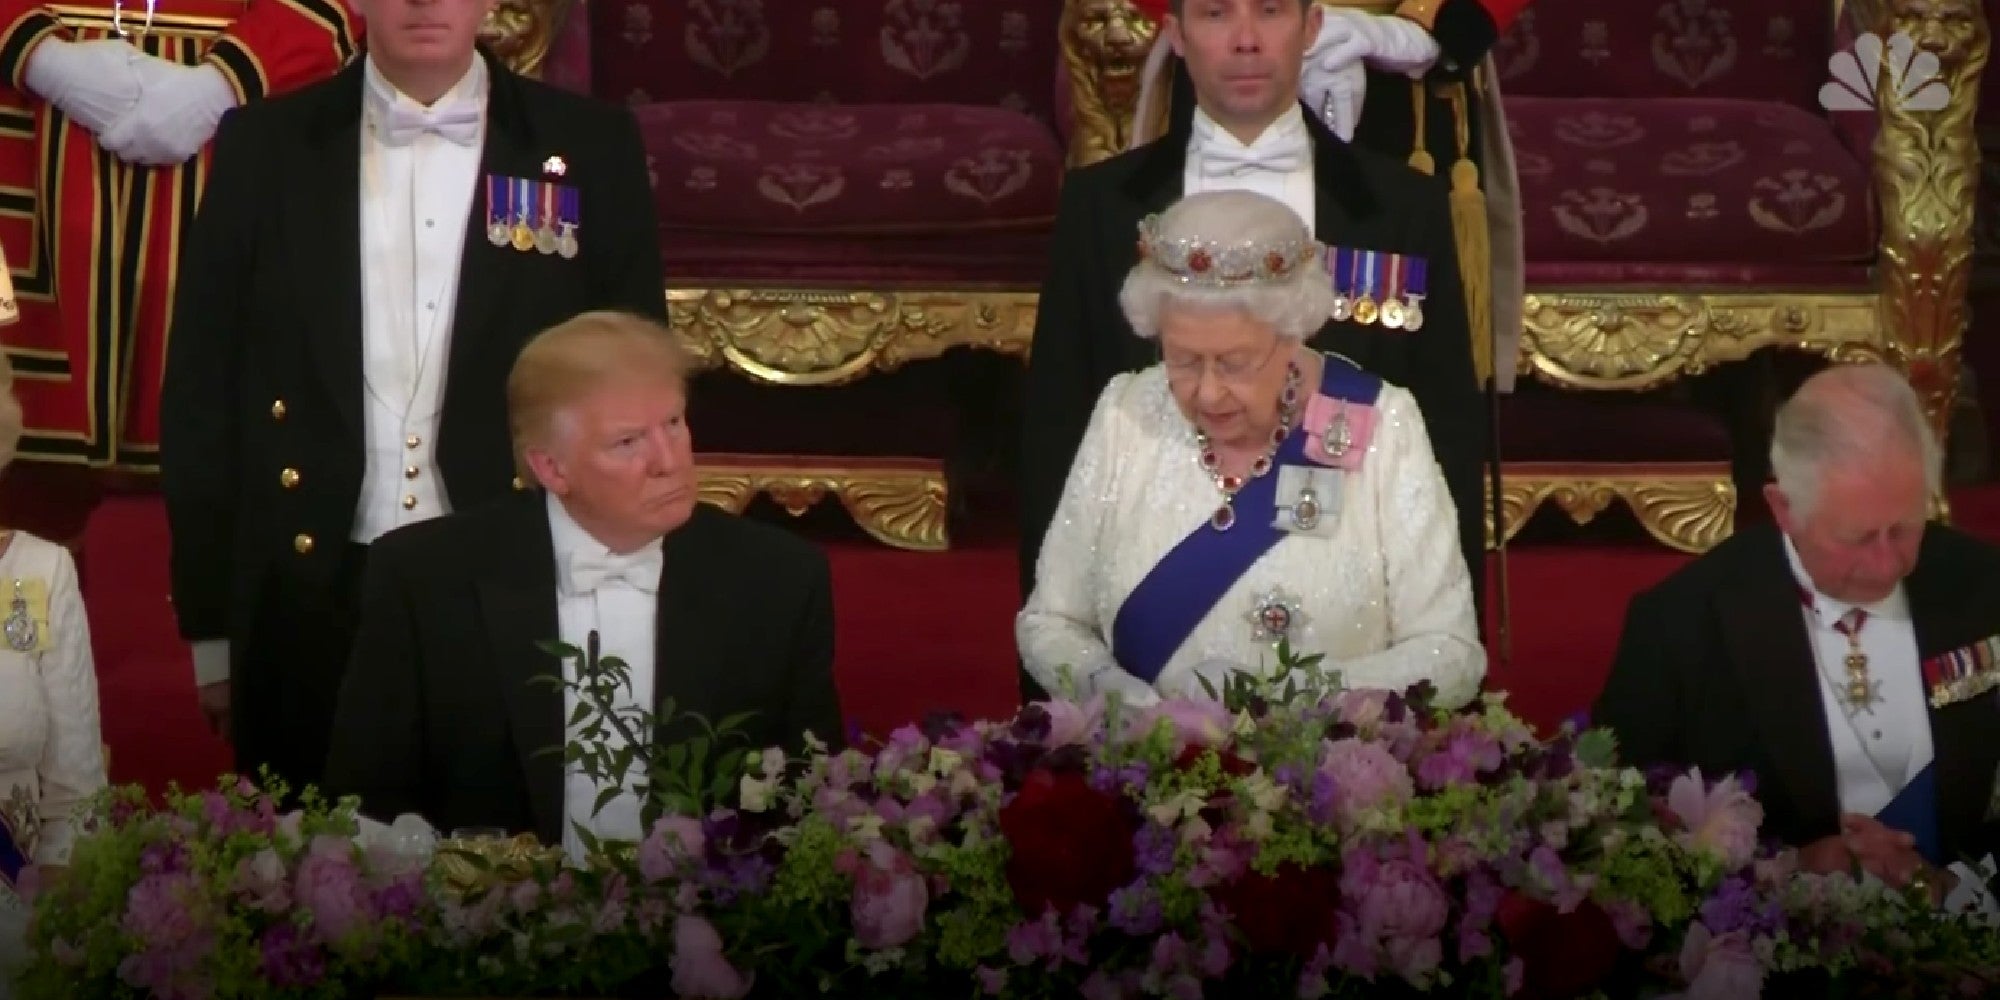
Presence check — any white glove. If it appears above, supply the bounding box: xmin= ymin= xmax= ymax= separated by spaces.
xmin=97 ymin=56 xmax=236 ymax=166
xmin=20 ymin=38 xmax=144 ymax=136
xmin=1313 ymin=9 xmax=1442 ymax=80
xmin=1302 ymin=58 xmax=1367 ymax=141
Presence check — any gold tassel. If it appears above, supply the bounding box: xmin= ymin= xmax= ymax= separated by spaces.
xmin=1408 ymin=80 xmax=1434 ymax=176
xmin=1441 ymin=82 xmax=1492 ymax=387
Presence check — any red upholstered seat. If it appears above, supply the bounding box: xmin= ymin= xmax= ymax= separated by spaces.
xmin=1508 ymin=97 xmax=1877 ymax=276
xmin=636 ymin=100 xmax=1061 ymax=284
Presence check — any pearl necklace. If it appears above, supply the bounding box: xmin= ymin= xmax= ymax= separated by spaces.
xmin=1195 ymin=361 xmax=1302 ymax=531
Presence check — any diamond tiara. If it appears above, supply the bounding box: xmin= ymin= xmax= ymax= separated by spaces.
xmin=1135 ymin=213 xmax=1322 ymax=288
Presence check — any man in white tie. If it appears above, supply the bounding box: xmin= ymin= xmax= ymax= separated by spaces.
xmin=322 ymin=312 xmax=842 ymax=854
xmin=1020 ymin=0 xmax=1487 ymax=702
xmin=1597 ymin=363 xmax=2000 ymax=910
xmin=160 ymin=0 xmax=666 ymax=798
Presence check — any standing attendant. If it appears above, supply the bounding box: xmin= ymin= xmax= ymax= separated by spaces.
xmin=160 ymin=0 xmax=666 ymax=793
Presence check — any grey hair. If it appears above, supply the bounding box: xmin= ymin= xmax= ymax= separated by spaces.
xmin=1118 ymin=189 xmax=1336 ymax=342
xmin=1769 ymin=362 xmax=1941 ymax=519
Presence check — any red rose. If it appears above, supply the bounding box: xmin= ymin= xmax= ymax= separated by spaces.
xmin=998 ymin=769 xmax=1139 ymax=915
xmin=1212 ymin=863 xmax=1340 ymax=956
xmin=1495 ymin=892 xmax=1622 ymax=999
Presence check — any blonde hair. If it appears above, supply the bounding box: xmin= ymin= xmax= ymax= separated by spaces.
xmin=1770 ymin=362 xmax=1941 ymax=519
xmin=0 ymin=350 xmax=21 ymax=475
xmin=507 ymin=311 xmax=692 ymax=478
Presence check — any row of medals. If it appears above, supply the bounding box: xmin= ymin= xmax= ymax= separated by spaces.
xmin=1332 ymin=288 xmax=1425 ymax=331
xmin=489 ymin=216 xmax=579 ymax=259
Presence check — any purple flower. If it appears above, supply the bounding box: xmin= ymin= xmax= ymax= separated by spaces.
xmin=1306 ymin=770 xmax=1339 ymax=826
xmin=294 ymin=834 xmax=372 ymax=944
xmin=139 ymin=840 xmax=187 ymax=875
xmin=1007 ymin=911 xmax=1065 ymax=967
xmin=117 ymin=871 xmax=211 ymax=998
xmin=976 ymin=966 xmax=1008 ymax=995
xmin=1108 ymin=881 xmax=1164 ymax=936
xmin=371 ymin=870 xmax=427 ymax=928
xmin=1133 ymin=699 xmax=1232 ymax=752
xmin=1351 ymin=858 xmax=1450 ymax=981
xmin=639 ymin=814 xmax=706 ymax=882
xmin=1699 ymin=876 xmax=1782 ymax=938
xmin=258 ymin=921 xmax=326 ymax=988
xmin=230 ymin=848 xmax=291 ymax=913
xmin=1456 ymin=867 xmax=1503 ymax=963
xmin=1133 ymin=823 xmax=1177 ymax=877
xmin=1667 ymin=769 xmax=1764 ymax=871
xmin=1415 ymin=727 xmax=1504 ymax=790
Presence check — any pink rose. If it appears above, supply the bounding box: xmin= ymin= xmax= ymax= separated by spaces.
xmin=640 ymin=815 xmax=706 ymax=883
xmin=850 ymin=842 xmax=929 ymax=949
xmin=671 ymin=913 xmax=754 ymax=999
xmin=1318 ymin=738 xmax=1415 ymax=830
xmin=1135 ymin=699 xmax=1233 ymax=753
xmin=1666 ymin=770 xmax=1764 ymax=871
xmin=231 ymin=848 xmax=292 ymax=913
xmin=294 ymin=835 xmax=372 ymax=943
xmin=1677 ymin=924 xmax=1765 ymax=1000
xmin=1332 ymin=689 xmax=1390 ymax=730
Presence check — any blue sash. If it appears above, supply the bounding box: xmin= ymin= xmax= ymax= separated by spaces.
xmin=1878 ymin=762 xmax=1942 ymax=866
xmin=0 ymin=812 xmax=23 ymax=890
xmin=1110 ymin=356 xmax=1383 ymax=683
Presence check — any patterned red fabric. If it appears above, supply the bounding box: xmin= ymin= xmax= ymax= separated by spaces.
xmin=638 ymin=100 xmax=1061 ymax=235
xmin=1509 ymin=96 xmax=1877 ymax=266
xmin=587 ymin=0 xmax=1061 ymax=128
xmin=1499 ymin=384 xmax=1733 ymax=462
xmin=1494 ymin=0 xmax=1833 ymax=108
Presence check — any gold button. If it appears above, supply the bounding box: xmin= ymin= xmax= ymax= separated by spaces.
xmin=279 ymin=468 xmax=300 ymax=488
xmin=293 ymin=533 xmax=314 ymax=554
xmin=404 ymin=465 xmax=419 ymax=479
xmin=402 ymin=495 xmax=417 ymax=510
xmin=271 ymin=399 xmax=287 ymax=420
xmin=405 ymin=434 xmax=421 ymax=449
xmin=511 ymin=476 xmax=525 ymax=490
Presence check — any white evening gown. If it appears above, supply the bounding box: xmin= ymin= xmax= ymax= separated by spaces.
xmin=0 ymin=531 xmax=106 ymax=993
xmin=1018 ymin=363 xmax=1484 ymax=708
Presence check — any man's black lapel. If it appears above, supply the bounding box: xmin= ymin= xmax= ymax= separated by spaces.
xmin=1718 ymin=527 xmax=1840 ymax=835
xmin=651 ymin=508 xmax=728 ymax=745
xmin=295 ymin=60 xmax=367 ymax=441
xmin=1904 ymin=527 xmax=2000 ymax=859
xmin=1302 ymin=108 xmax=1380 ymax=235
xmin=474 ymin=490 xmax=566 ymax=844
xmin=441 ymin=51 xmax=546 ymax=435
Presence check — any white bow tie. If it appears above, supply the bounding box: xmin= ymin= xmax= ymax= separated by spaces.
xmin=1194 ymin=129 xmax=1309 ymax=179
xmin=381 ymin=100 xmax=482 ymax=146
xmin=563 ymin=549 xmax=660 ymax=596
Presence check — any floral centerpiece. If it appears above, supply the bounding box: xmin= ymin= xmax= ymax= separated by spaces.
xmin=10 ymin=643 xmax=2000 ymax=999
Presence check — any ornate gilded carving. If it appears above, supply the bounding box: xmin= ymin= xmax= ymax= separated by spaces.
xmin=697 ymin=460 xmax=949 ymax=552
xmin=1061 ymin=0 xmax=1160 ymax=167
xmin=482 ymin=0 xmax=571 ymax=78
xmin=667 ymin=289 xmax=1035 ymax=387
xmin=1486 ymin=466 xmax=1737 ymax=554
xmin=1844 ymin=0 xmax=1989 ymax=445
xmin=1518 ymin=292 xmax=1884 ymax=391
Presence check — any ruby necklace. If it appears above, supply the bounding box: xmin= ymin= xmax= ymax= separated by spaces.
xmin=1195 ymin=361 xmax=1302 ymax=531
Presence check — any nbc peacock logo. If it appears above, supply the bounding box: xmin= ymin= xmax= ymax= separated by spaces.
xmin=1819 ymin=31 xmax=1950 ymax=112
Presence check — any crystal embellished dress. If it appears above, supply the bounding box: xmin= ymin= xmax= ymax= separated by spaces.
xmin=1017 ymin=364 xmax=1484 ymax=709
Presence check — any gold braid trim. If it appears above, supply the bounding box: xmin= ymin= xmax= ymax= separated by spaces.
xmin=1408 ymin=80 xmax=1434 ymax=175
xmin=1440 ymin=80 xmax=1492 ymax=385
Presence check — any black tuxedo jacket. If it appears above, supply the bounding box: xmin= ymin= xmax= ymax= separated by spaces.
xmin=1595 ymin=521 xmax=2000 ymax=864
xmin=321 ymin=492 xmax=844 ymax=845
xmin=1018 ymin=105 xmax=1486 ymax=640
xmin=159 ymin=49 xmax=667 ymax=650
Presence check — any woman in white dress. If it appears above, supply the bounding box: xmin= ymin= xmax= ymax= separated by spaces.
xmin=0 ymin=344 xmax=107 ymax=989
xmin=1017 ymin=190 xmax=1484 ymax=709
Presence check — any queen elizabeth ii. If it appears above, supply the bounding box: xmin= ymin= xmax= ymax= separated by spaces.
xmin=1017 ymin=189 xmax=1484 ymax=709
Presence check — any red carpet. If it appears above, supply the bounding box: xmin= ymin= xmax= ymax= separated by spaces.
xmin=56 ymin=487 xmax=2000 ymax=795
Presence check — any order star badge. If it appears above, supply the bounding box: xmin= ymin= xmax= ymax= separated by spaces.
xmin=1247 ymin=587 xmax=1308 ymax=645
xmin=542 ymin=155 xmax=567 ymax=177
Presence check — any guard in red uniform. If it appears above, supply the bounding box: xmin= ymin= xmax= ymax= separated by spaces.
xmin=0 ymin=0 xmax=360 ymax=470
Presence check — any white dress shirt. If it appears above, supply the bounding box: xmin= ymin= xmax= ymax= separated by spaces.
xmin=352 ymin=55 xmax=488 ymax=543
xmin=1183 ymin=104 xmax=1317 ymax=237
xmin=547 ymin=494 xmax=660 ymax=863
xmin=1782 ymin=536 xmax=1932 ymax=817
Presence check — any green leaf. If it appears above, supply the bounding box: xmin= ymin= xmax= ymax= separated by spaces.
xmin=592 ymin=784 xmax=622 ymax=817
